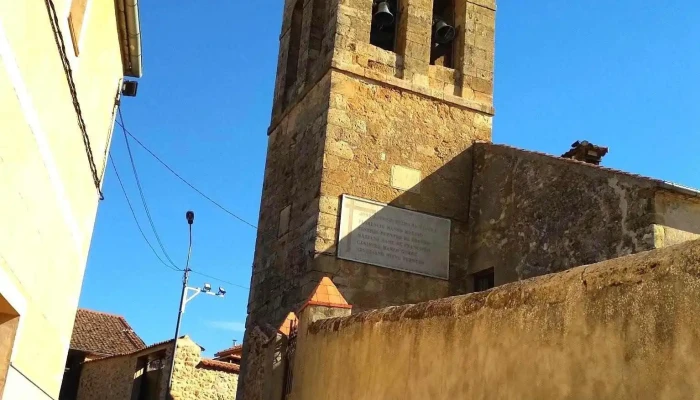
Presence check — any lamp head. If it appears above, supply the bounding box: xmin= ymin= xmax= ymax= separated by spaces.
xmin=121 ymin=80 xmax=139 ymax=97
xmin=203 ymin=283 xmax=212 ymax=292
xmin=217 ymin=287 xmax=226 ymax=297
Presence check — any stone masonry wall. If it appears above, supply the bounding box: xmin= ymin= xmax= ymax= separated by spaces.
xmin=170 ymin=338 xmax=238 ymax=400
xmin=76 ymin=338 xmax=237 ymax=400
xmin=76 ymin=352 xmax=137 ymax=400
xmin=466 ymin=143 xmax=658 ymax=290
xmin=242 ymin=0 xmax=496 ymax=396
xmin=248 ymin=0 xmax=497 ymax=330
xmin=248 ymin=72 xmax=332 ymax=329
xmin=289 ymin=239 xmax=700 ymax=400
xmin=313 ymin=70 xmax=492 ymax=310
xmin=236 ymin=326 xmax=277 ymax=400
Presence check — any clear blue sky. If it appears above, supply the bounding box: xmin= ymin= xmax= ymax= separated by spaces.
xmin=80 ymin=0 xmax=700 ymax=355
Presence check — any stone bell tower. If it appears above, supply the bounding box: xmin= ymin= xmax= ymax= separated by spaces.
xmin=240 ymin=0 xmax=495 ymax=389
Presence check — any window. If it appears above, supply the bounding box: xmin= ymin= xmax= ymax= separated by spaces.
xmin=307 ymin=0 xmax=327 ymax=74
xmin=285 ymin=0 xmax=304 ymax=94
xmin=0 ymin=299 xmax=20 ymax=396
xmin=370 ymin=0 xmax=398 ymax=52
xmin=68 ymin=0 xmax=89 ymax=56
xmin=473 ymin=268 xmax=494 ymax=292
xmin=430 ymin=0 xmax=455 ymax=68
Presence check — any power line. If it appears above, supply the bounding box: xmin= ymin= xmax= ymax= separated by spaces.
xmin=119 ymin=109 xmax=181 ymax=270
xmin=43 ymin=0 xmax=103 ymax=199
xmin=109 ymin=156 xmax=181 ymax=272
xmin=190 ymin=269 xmax=249 ymax=290
xmin=113 ymin=111 xmax=251 ymax=290
xmin=114 ymin=118 xmax=258 ymax=230
xmin=110 ymin=157 xmax=246 ymax=290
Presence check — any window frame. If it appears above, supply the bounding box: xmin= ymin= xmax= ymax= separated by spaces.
xmin=67 ymin=0 xmax=90 ymax=56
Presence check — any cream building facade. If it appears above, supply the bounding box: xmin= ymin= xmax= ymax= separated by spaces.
xmin=0 ymin=0 xmax=141 ymax=398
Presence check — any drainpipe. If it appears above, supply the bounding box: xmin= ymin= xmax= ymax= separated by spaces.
xmin=118 ymin=0 xmax=143 ymax=78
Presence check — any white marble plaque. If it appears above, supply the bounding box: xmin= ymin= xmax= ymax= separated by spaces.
xmin=337 ymin=195 xmax=451 ymax=279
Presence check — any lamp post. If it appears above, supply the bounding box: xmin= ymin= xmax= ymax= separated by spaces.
xmin=167 ymin=211 xmax=226 ymax=391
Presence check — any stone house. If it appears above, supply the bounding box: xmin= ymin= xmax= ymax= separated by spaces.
xmin=213 ymin=344 xmax=242 ymax=366
xmin=0 ymin=0 xmax=143 ymax=397
xmin=75 ymin=336 xmax=238 ymax=400
xmin=237 ymin=0 xmax=700 ymax=396
xmin=60 ymin=309 xmax=147 ymax=399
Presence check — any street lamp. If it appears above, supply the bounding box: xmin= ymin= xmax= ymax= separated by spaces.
xmin=167 ymin=211 xmax=225 ymax=391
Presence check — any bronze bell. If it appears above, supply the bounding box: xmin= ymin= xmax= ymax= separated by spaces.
xmin=433 ymin=18 xmax=456 ymax=44
xmin=374 ymin=1 xmax=394 ymax=26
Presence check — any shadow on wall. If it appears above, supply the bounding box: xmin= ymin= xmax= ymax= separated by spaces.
xmin=655 ymin=190 xmax=700 ymax=247
xmin=290 ymin=238 xmax=700 ymax=400
xmin=313 ymin=143 xmax=476 ymax=313
xmin=315 ymin=141 xmax=700 ymax=313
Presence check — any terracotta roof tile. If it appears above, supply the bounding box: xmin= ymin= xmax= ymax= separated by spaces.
xmin=198 ymin=358 xmax=240 ymax=374
xmin=481 ymin=142 xmax=665 ymax=187
xmin=302 ymin=277 xmax=352 ymax=310
xmin=278 ymin=312 xmax=298 ymax=336
xmin=83 ymin=336 xmax=202 ymax=364
xmin=70 ymin=309 xmax=146 ymax=356
xmin=214 ymin=344 xmax=243 ymax=358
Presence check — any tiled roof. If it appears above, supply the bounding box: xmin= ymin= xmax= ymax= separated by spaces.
xmin=198 ymin=358 xmax=240 ymax=374
xmin=481 ymin=142 xmax=700 ymax=195
xmin=82 ymin=335 xmax=207 ymax=365
xmin=70 ymin=309 xmax=146 ymax=356
xmin=214 ymin=344 xmax=243 ymax=358
xmin=279 ymin=312 xmax=298 ymax=336
xmin=302 ymin=277 xmax=352 ymax=310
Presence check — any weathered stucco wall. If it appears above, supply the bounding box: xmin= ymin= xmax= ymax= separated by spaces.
xmin=654 ymin=190 xmax=700 ymax=247
xmin=290 ymin=239 xmax=700 ymax=400
xmin=0 ymin=0 xmax=124 ymax=396
xmin=466 ymin=143 xmax=658 ymax=290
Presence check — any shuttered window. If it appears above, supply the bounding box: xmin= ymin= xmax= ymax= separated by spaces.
xmin=68 ymin=0 xmax=88 ymax=56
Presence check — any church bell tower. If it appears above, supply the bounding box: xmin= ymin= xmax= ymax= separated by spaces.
xmin=243 ymin=0 xmax=496 ymax=373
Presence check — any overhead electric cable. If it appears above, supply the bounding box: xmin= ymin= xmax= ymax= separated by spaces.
xmin=111 ymin=158 xmax=248 ymax=288
xmin=119 ymin=109 xmax=181 ymax=270
xmin=190 ymin=269 xmax=249 ymax=290
xmin=109 ymin=156 xmax=181 ymax=272
xmin=114 ymin=118 xmax=258 ymax=230
xmin=43 ymin=0 xmax=104 ymax=199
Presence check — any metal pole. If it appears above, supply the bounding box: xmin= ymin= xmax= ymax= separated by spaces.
xmin=167 ymin=212 xmax=194 ymax=392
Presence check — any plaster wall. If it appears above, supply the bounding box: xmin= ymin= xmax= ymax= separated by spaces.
xmin=654 ymin=190 xmax=700 ymax=247
xmin=0 ymin=0 xmax=123 ymax=396
xmin=290 ymin=239 xmax=700 ymax=400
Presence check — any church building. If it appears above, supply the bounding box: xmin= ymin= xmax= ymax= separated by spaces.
xmin=237 ymin=0 xmax=700 ymax=397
